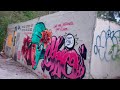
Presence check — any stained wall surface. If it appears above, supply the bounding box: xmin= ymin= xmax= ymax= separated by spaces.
xmin=5 ymin=26 xmax=15 ymax=57
xmin=91 ymin=19 xmax=120 ymax=79
xmin=5 ymin=11 xmax=96 ymax=79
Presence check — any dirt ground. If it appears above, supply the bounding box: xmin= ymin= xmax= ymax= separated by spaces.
xmin=0 ymin=55 xmax=40 ymax=79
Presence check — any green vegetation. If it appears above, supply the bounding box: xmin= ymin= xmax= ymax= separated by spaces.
xmin=0 ymin=11 xmax=49 ymax=51
xmin=97 ymin=11 xmax=120 ymax=24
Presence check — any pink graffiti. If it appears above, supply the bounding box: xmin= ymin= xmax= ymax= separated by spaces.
xmin=21 ymin=35 xmax=36 ymax=68
xmin=31 ymin=44 xmax=36 ymax=68
xmin=41 ymin=36 xmax=86 ymax=79
xmin=43 ymin=74 xmax=49 ymax=79
xmin=24 ymin=32 xmax=32 ymax=35
xmin=56 ymin=27 xmax=68 ymax=31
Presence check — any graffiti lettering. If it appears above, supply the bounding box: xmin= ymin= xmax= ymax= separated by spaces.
xmin=19 ymin=24 xmax=34 ymax=31
xmin=7 ymin=34 xmax=13 ymax=47
xmin=24 ymin=32 xmax=32 ymax=35
xmin=53 ymin=21 xmax=74 ymax=31
xmin=41 ymin=35 xmax=87 ymax=79
xmin=15 ymin=25 xmax=21 ymax=31
xmin=94 ymin=29 xmax=120 ymax=61
xmin=40 ymin=30 xmax=52 ymax=48
xmin=22 ymin=22 xmax=50 ymax=70
xmin=65 ymin=34 xmax=75 ymax=49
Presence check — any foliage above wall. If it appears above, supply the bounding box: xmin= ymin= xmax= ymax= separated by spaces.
xmin=97 ymin=11 xmax=120 ymax=25
xmin=0 ymin=11 xmax=49 ymax=51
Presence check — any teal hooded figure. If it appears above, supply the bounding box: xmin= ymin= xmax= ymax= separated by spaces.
xmin=31 ymin=22 xmax=46 ymax=70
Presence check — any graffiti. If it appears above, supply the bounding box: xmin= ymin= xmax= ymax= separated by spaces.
xmin=43 ymin=74 xmax=49 ymax=79
xmin=15 ymin=25 xmax=21 ymax=31
xmin=64 ymin=34 xmax=75 ymax=49
xmin=7 ymin=34 xmax=13 ymax=47
xmin=41 ymin=34 xmax=87 ymax=79
xmin=30 ymin=22 xmax=52 ymax=70
xmin=64 ymin=33 xmax=79 ymax=46
xmin=21 ymin=35 xmax=32 ymax=65
xmin=15 ymin=24 xmax=34 ymax=31
xmin=53 ymin=21 xmax=74 ymax=31
xmin=21 ymin=24 xmax=33 ymax=31
xmin=21 ymin=22 xmax=52 ymax=70
xmin=94 ymin=29 xmax=120 ymax=61
xmin=21 ymin=35 xmax=36 ymax=67
xmin=40 ymin=30 xmax=52 ymax=48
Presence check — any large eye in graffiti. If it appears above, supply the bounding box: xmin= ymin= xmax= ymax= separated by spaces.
xmin=65 ymin=34 xmax=75 ymax=49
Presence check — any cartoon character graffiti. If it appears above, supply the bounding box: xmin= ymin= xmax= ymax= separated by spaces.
xmin=21 ymin=22 xmax=87 ymax=79
xmin=41 ymin=33 xmax=87 ymax=79
xmin=23 ymin=22 xmax=52 ymax=69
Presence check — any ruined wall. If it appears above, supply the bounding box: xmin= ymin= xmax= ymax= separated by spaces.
xmin=5 ymin=11 xmax=96 ymax=79
xmin=91 ymin=19 xmax=120 ymax=79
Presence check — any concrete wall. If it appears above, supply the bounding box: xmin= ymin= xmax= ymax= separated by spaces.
xmin=5 ymin=24 xmax=16 ymax=57
xmin=91 ymin=19 xmax=120 ymax=79
xmin=4 ymin=11 xmax=58 ymax=57
xmin=5 ymin=11 xmax=96 ymax=79
xmin=5 ymin=18 xmax=39 ymax=58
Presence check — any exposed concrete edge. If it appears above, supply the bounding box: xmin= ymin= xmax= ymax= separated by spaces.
xmin=89 ymin=11 xmax=97 ymax=79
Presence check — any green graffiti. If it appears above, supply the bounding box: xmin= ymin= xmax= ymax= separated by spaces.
xmin=31 ymin=22 xmax=46 ymax=70
xmin=32 ymin=22 xmax=46 ymax=44
xmin=109 ymin=44 xmax=120 ymax=61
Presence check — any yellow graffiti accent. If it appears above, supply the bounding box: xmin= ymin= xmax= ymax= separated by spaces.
xmin=7 ymin=34 xmax=13 ymax=47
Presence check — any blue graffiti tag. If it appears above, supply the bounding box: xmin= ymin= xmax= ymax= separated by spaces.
xmin=94 ymin=29 xmax=120 ymax=61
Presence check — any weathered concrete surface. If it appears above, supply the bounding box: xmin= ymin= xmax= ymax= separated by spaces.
xmin=91 ymin=19 xmax=120 ymax=79
xmin=0 ymin=55 xmax=40 ymax=79
xmin=5 ymin=11 xmax=97 ymax=79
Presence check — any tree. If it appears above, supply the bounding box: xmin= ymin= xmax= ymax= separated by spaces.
xmin=97 ymin=11 xmax=120 ymax=24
